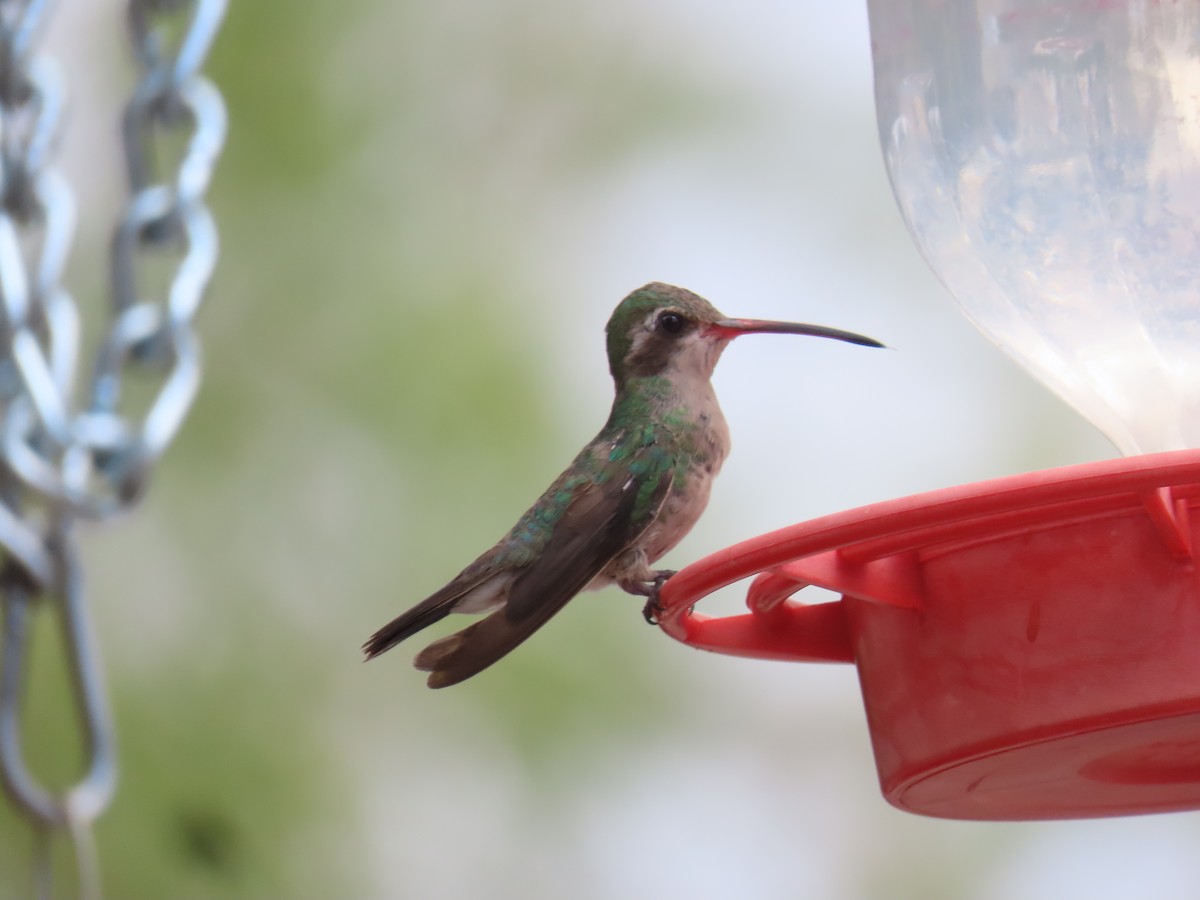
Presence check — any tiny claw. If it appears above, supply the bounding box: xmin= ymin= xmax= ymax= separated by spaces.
xmin=641 ymin=570 xmax=676 ymax=625
xmin=642 ymin=596 xmax=662 ymax=625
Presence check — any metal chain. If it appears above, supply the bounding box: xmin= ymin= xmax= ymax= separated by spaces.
xmin=0 ymin=1 xmax=227 ymax=897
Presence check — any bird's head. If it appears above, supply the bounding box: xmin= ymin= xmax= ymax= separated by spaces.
xmin=604 ymin=282 xmax=882 ymax=389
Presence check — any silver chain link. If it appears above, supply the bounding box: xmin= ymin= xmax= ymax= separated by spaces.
xmin=0 ymin=1 xmax=226 ymax=896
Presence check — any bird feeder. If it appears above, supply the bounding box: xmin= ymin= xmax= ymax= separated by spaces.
xmin=656 ymin=1 xmax=1200 ymax=820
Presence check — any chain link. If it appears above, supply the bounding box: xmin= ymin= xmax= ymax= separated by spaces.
xmin=0 ymin=0 xmax=227 ymax=896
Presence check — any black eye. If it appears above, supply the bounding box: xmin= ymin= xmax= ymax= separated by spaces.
xmin=657 ymin=311 xmax=686 ymax=334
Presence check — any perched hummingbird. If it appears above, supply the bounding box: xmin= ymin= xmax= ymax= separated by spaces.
xmin=364 ymin=282 xmax=881 ymax=688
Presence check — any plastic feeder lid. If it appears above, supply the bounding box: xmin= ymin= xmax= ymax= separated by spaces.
xmin=656 ymin=449 xmax=1200 ymax=821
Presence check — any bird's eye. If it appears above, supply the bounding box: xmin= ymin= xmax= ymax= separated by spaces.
xmin=657 ymin=311 xmax=686 ymax=334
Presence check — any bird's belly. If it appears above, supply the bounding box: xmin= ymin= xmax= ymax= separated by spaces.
xmin=585 ymin=464 xmax=720 ymax=591
xmin=642 ymin=466 xmax=717 ymax=562
xmin=641 ymin=408 xmax=731 ymax=564
xmin=592 ymin=405 xmax=730 ymax=590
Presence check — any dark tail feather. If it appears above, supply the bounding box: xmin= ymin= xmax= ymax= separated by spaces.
xmin=413 ymin=612 xmax=540 ymax=689
xmin=413 ymin=561 xmax=600 ymax=688
xmin=362 ymin=600 xmax=454 ymax=660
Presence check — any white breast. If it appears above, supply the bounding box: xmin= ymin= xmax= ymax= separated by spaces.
xmin=638 ymin=391 xmax=730 ymax=564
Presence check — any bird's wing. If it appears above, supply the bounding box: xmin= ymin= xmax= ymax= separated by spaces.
xmin=415 ymin=449 xmax=674 ymax=687
xmin=361 ymin=564 xmax=505 ymax=660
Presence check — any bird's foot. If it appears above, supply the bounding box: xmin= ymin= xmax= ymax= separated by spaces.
xmin=641 ymin=598 xmax=662 ymax=625
xmin=641 ymin=570 xmax=676 ymax=625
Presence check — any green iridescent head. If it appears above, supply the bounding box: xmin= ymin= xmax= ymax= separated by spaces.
xmin=604 ymin=283 xmax=724 ymax=384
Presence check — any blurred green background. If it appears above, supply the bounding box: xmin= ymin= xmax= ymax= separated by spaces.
xmin=4 ymin=1 xmax=1199 ymax=899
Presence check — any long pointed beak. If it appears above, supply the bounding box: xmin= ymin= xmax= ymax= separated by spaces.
xmin=710 ymin=318 xmax=884 ymax=348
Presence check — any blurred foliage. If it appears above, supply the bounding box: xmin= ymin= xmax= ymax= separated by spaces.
xmin=0 ymin=0 xmax=740 ymax=897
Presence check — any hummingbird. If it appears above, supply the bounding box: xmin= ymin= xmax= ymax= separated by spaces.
xmin=364 ymin=282 xmax=881 ymax=688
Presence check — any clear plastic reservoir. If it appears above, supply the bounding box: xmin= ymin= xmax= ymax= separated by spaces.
xmin=869 ymin=1 xmax=1200 ymax=455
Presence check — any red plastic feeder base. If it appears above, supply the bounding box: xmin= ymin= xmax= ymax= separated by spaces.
xmin=656 ymin=450 xmax=1200 ymax=820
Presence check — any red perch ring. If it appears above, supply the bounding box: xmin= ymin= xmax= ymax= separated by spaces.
xmin=656 ymin=450 xmax=1200 ymax=820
